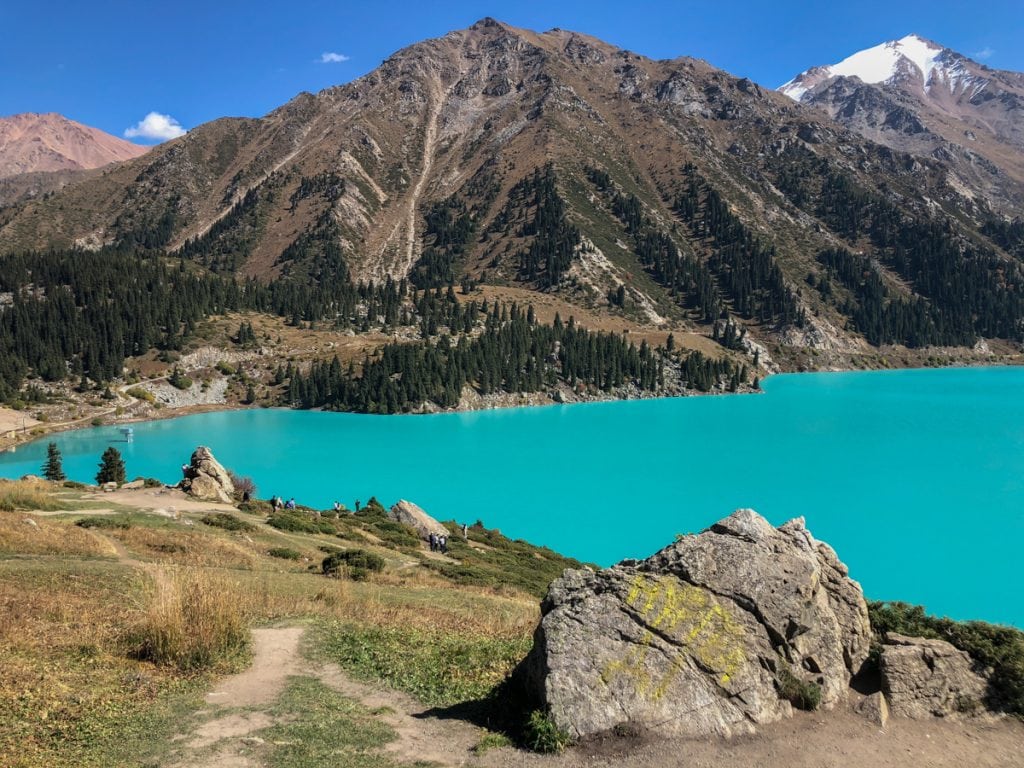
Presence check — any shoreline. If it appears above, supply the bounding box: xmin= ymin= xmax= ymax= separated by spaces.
xmin=5 ymin=358 xmax=1024 ymax=454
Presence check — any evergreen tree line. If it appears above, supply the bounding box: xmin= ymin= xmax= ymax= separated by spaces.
xmin=508 ymin=165 xmax=582 ymax=288
xmin=585 ymin=167 xmax=726 ymax=325
xmin=286 ymin=301 xmax=746 ymax=413
xmin=410 ymin=198 xmax=476 ymax=288
xmin=0 ymin=249 xmax=248 ymax=399
xmin=671 ymin=164 xmax=804 ymax=328
xmin=0 ymin=243 xmax=477 ymax=400
xmin=179 ymin=186 xmax=267 ymax=273
xmin=816 ymin=248 xmax=944 ymax=347
xmin=815 ymin=172 xmax=1024 ymax=343
xmin=981 ymin=216 xmax=1024 ymax=259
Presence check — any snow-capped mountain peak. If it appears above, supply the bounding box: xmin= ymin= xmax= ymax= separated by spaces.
xmin=779 ymin=34 xmax=971 ymax=101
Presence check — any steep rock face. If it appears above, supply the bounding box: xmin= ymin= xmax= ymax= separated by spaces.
xmin=180 ymin=446 xmax=235 ymax=504
xmin=519 ymin=509 xmax=872 ymax=739
xmin=389 ymin=499 xmax=448 ymax=539
xmin=880 ymin=633 xmax=988 ymax=718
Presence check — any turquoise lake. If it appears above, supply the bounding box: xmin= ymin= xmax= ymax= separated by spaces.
xmin=2 ymin=366 xmax=1022 ymax=627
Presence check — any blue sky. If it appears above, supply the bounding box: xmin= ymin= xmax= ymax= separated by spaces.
xmin=3 ymin=0 xmax=1021 ymax=143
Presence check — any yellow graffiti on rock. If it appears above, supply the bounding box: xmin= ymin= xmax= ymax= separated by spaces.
xmin=602 ymin=574 xmax=747 ymax=700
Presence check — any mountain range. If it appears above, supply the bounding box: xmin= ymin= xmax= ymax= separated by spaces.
xmin=0 ymin=112 xmax=149 ymax=205
xmin=0 ymin=19 xmax=1021 ymax=370
xmin=780 ymin=34 xmax=1024 ymax=213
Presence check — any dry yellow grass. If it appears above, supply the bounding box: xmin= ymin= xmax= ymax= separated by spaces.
xmin=108 ymin=525 xmax=261 ymax=569
xmin=0 ymin=513 xmax=115 ymax=557
xmin=0 ymin=478 xmax=68 ymax=512
xmin=130 ymin=567 xmax=261 ymax=671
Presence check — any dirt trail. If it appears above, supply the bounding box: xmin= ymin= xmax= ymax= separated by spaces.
xmin=317 ymin=661 xmax=481 ymax=765
xmin=168 ymin=625 xmax=483 ymax=768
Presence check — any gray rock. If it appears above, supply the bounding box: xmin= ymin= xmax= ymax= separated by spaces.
xmin=389 ymin=500 xmax=448 ymax=540
xmin=518 ymin=509 xmax=872 ymax=739
xmin=880 ymin=633 xmax=987 ymax=718
xmin=122 ymin=479 xmax=145 ymax=490
xmin=854 ymin=691 xmax=889 ymax=727
xmin=179 ymin=446 xmax=235 ymax=504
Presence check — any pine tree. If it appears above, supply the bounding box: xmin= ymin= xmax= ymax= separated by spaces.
xmin=42 ymin=442 xmax=66 ymax=482
xmin=96 ymin=447 xmax=126 ymax=486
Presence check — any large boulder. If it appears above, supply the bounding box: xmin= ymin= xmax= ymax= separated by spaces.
xmin=879 ymin=633 xmax=988 ymax=718
xmin=389 ymin=500 xmax=448 ymax=540
xmin=517 ymin=509 xmax=872 ymax=739
xmin=180 ymin=446 xmax=235 ymax=504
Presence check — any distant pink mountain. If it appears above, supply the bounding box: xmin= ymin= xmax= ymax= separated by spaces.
xmin=0 ymin=112 xmax=149 ymax=179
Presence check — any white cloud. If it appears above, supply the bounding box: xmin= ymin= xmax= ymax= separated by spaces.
xmin=124 ymin=112 xmax=187 ymax=142
xmin=974 ymin=47 xmax=995 ymax=60
xmin=319 ymin=52 xmax=350 ymax=64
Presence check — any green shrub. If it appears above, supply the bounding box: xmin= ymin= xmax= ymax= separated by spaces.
xmin=143 ymin=477 xmax=163 ymax=488
xmin=869 ymin=601 xmax=1024 ymax=715
xmin=76 ymin=516 xmax=132 ymax=530
xmin=237 ymin=500 xmax=273 ymax=515
xmin=472 ymin=731 xmax=512 ymax=755
xmin=267 ymin=547 xmax=301 ymax=560
xmin=125 ymin=386 xmax=155 ymax=404
xmin=776 ymin=667 xmax=821 ymax=711
xmin=524 ymin=710 xmax=571 ymax=753
xmin=200 ymin=513 xmax=255 ymax=532
xmin=322 ymin=549 xmax=385 ymax=578
xmin=62 ymin=480 xmax=88 ymax=490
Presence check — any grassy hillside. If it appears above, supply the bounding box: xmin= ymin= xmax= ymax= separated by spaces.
xmin=0 ymin=478 xmax=581 ymax=767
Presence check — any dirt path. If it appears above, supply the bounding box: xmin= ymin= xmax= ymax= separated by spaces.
xmin=316 ymin=661 xmax=481 ymax=765
xmin=168 ymin=625 xmax=483 ymax=768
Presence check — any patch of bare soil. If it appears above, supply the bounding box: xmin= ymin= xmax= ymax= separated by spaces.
xmin=493 ymin=708 xmax=1024 ymax=768
xmin=82 ymin=486 xmax=238 ymax=515
xmin=316 ymin=661 xmax=482 ymax=766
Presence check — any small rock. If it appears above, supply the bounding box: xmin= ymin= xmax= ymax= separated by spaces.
xmin=102 ymin=482 xmax=118 ymax=492
xmin=241 ymin=736 xmax=265 ymax=746
xmin=122 ymin=479 xmax=145 ymax=490
xmin=22 ymin=518 xmax=38 ymax=528
xmin=880 ymin=633 xmax=988 ymax=718
xmin=854 ymin=691 xmax=889 ymax=727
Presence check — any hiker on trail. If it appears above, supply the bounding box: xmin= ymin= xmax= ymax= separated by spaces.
xmin=461 ymin=523 xmax=468 ymax=540
xmin=272 ymin=495 xmax=282 ymax=511
xmin=333 ymin=501 xmax=341 ymax=513
xmin=428 ymin=532 xmax=437 ymax=552
xmin=355 ymin=499 xmax=361 ymax=512
xmin=439 ymin=535 xmax=448 ymax=554
xmin=285 ymin=497 xmax=296 ymax=510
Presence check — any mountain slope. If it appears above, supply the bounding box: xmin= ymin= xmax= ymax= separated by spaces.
xmin=780 ymin=35 xmax=1024 ymax=213
xmin=0 ymin=112 xmax=149 ymax=177
xmin=1 ymin=20 xmax=1022 ymax=372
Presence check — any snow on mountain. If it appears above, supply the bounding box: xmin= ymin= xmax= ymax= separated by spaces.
xmin=779 ymin=34 xmax=976 ymax=101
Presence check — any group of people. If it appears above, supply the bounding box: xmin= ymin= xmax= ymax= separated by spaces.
xmin=428 ymin=532 xmax=449 ymax=553
xmin=271 ymin=496 xmax=297 ymax=511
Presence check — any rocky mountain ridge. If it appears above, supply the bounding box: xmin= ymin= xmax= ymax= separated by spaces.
xmin=0 ymin=20 xmax=1022 ymax=372
xmin=779 ymin=35 xmax=1024 ymax=213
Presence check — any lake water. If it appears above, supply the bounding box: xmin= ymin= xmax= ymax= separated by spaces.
xmin=2 ymin=367 xmax=1022 ymax=627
